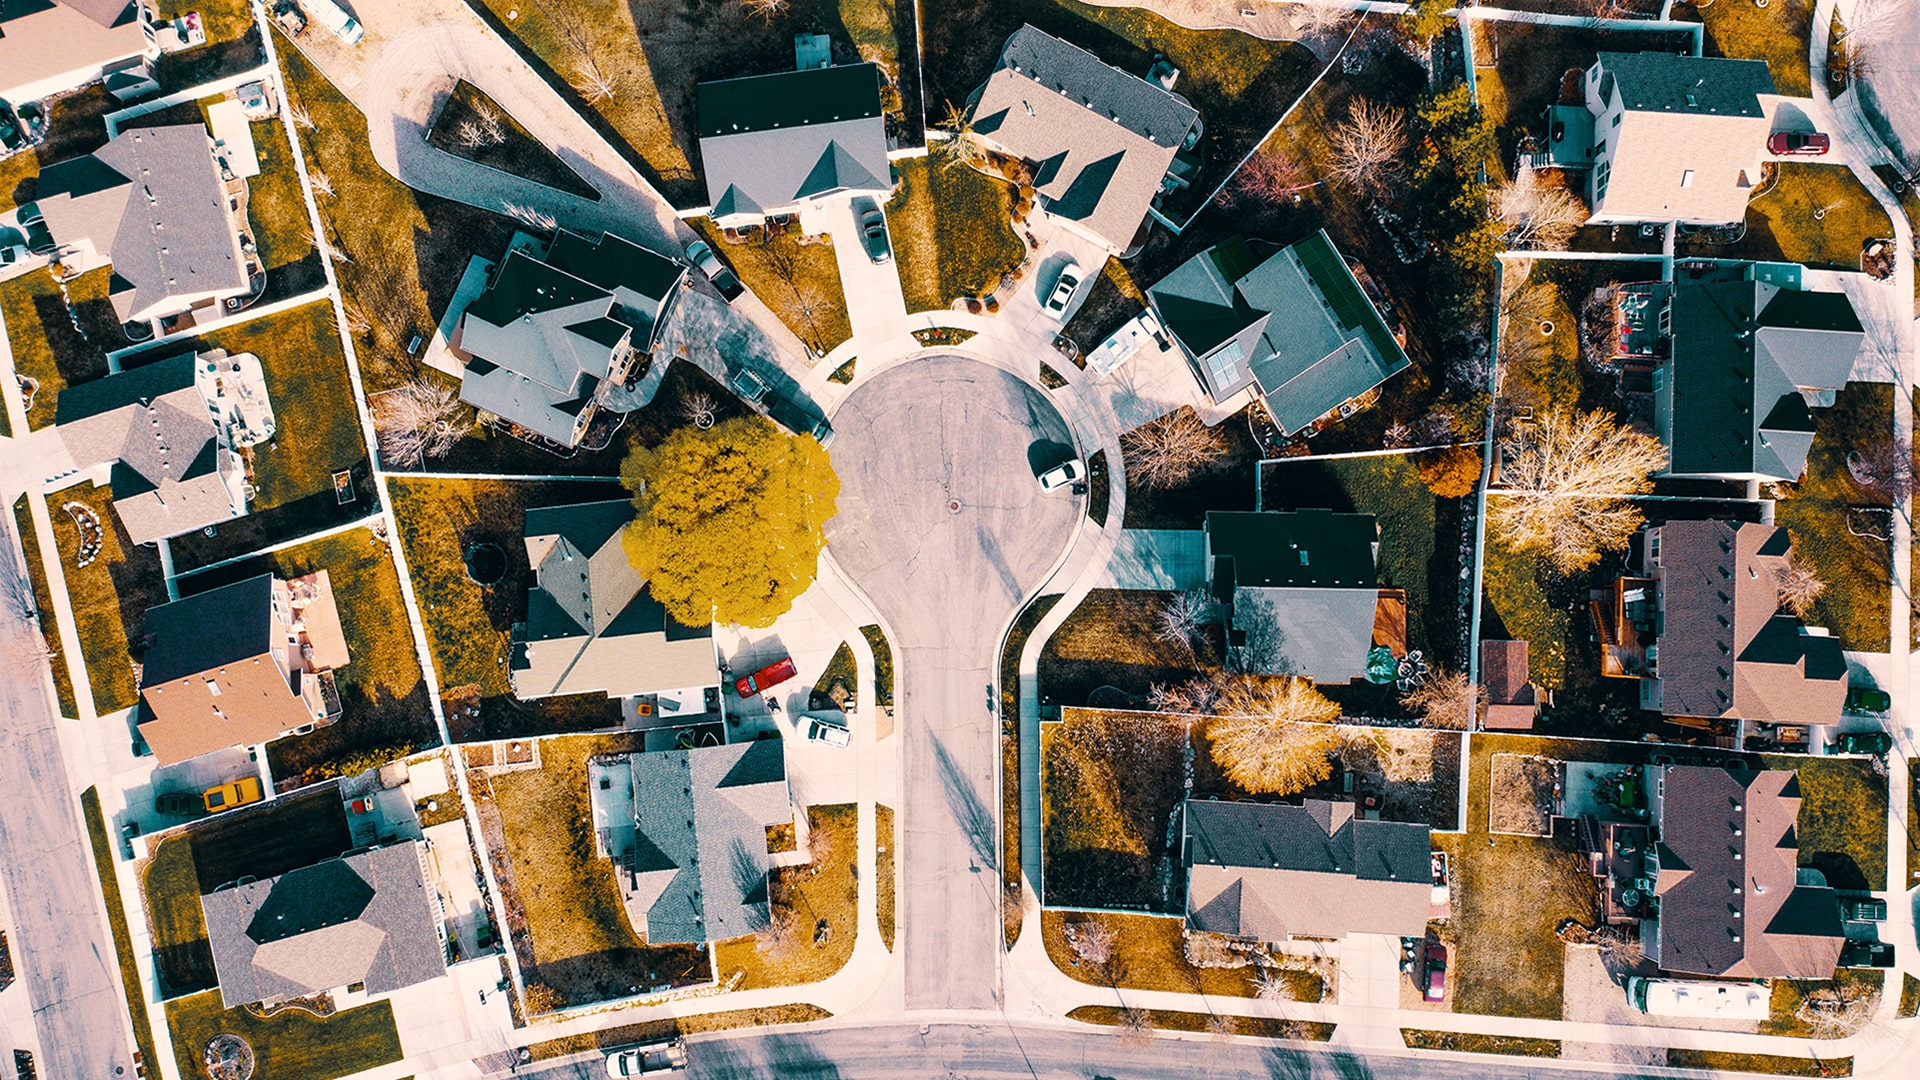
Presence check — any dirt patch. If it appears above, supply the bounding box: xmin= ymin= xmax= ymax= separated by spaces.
xmin=1489 ymin=753 xmax=1560 ymax=836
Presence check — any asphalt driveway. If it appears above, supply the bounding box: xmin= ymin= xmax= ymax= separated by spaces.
xmin=824 ymin=356 xmax=1082 ymax=1009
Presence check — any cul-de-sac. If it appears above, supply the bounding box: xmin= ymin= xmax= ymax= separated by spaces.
xmin=0 ymin=0 xmax=1917 ymax=1077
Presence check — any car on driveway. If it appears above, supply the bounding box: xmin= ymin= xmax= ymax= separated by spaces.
xmin=685 ymin=240 xmax=745 ymax=301
xmin=853 ymin=196 xmax=891 ymax=263
xmin=1768 ymin=131 xmax=1830 ymax=156
xmin=1828 ymin=730 xmax=1893 ymax=756
xmin=1043 ymin=261 xmax=1084 ymax=321
xmin=202 ymin=777 xmax=263 ymax=814
xmin=154 ymin=792 xmax=206 ymax=819
xmin=805 ymin=715 xmax=852 ymax=748
xmin=734 ymin=656 xmax=798 ymax=697
xmin=1037 ymin=458 xmax=1085 ymax=492
xmin=1421 ymin=942 xmax=1447 ymax=1001
xmin=1844 ymin=685 xmax=1891 ymax=713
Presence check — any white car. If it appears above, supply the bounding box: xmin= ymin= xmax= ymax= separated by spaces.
xmin=1043 ymin=260 xmax=1084 ymax=321
xmin=1037 ymin=458 xmax=1085 ymax=492
xmin=805 ymin=716 xmax=852 ymax=748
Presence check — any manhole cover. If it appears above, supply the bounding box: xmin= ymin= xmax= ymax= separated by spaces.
xmin=947 ymin=498 xmax=963 ymax=514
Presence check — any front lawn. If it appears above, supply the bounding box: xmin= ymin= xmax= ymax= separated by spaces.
xmin=1036 ymin=590 xmax=1213 ymax=708
xmin=691 ymin=220 xmax=851 ymax=354
xmin=1667 ymin=1049 xmax=1851 ymax=1077
xmin=1401 ymin=1030 xmax=1561 ymax=1057
xmin=1773 ymin=382 xmax=1892 ymax=652
xmin=477 ymin=733 xmax=712 ymax=1008
xmin=1685 ymin=0 xmax=1814 ymax=96
xmin=13 ymin=497 xmax=79 ymax=718
xmin=80 ymin=788 xmax=161 ymax=1073
xmin=1 ymin=267 xmax=119 ymax=430
xmin=177 ymin=527 xmax=438 ymax=787
xmin=49 ymin=482 xmax=167 ymax=715
xmin=1040 ymin=710 xmax=1188 ymax=910
xmin=712 ymin=804 xmax=858 ymax=989
xmin=1775 ymin=756 xmax=1888 ymax=891
xmin=1687 ymin=164 xmax=1894 ymax=271
xmin=860 ymin=624 xmax=894 ymax=707
xmin=888 ymin=158 xmax=1026 ymax=313
xmin=1765 ymin=969 xmax=1882 ymax=1038
xmin=878 ymin=803 xmax=896 ymax=951
xmin=1121 ymin=407 xmax=1262 ymax=529
xmin=386 ymin=476 xmax=628 ymax=740
xmin=1061 ymin=259 xmax=1149 ymax=356
xmin=164 ymin=990 xmax=403 ymax=1080
xmin=140 ymin=836 xmax=216 ymax=996
xmin=1042 ymin=909 xmax=1325 ymax=1000
xmin=426 ymin=80 xmax=599 ymax=200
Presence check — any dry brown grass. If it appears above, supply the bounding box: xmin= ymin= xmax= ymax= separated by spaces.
xmin=1069 ymin=1004 xmax=1334 ymax=1041
xmin=1489 ymin=753 xmax=1559 ymax=836
xmin=1041 ymin=711 xmax=1189 ymax=909
xmin=523 ymin=1004 xmax=831 ymax=1062
xmin=711 ymin=804 xmax=858 ymax=989
xmin=1042 ymin=910 xmax=1325 ymax=1001
xmin=1037 ymin=590 xmax=1215 ymax=707
xmin=877 ymin=803 xmax=896 ymax=952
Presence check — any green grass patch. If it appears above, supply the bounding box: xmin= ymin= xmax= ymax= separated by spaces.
xmin=1771 ymin=756 xmax=1887 ymax=891
xmin=889 ymin=158 xmax=1025 ymax=313
xmin=712 ymin=804 xmax=859 ymax=989
xmin=140 ymin=836 xmax=216 ymax=996
xmin=1738 ymin=164 xmax=1893 ymax=270
xmin=80 ymin=787 xmax=162 ymax=1074
xmin=1688 ymin=0 xmax=1814 ymax=96
xmin=164 ymin=989 xmax=403 ymax=1080
xmin=1069 ymin=1004 xmax=1333 ymax=1040
xmin=1 ymin=266 xmax=119 ymax=430
xmin=1667 ymin=1049 xmax=1850 ymax=1077
xmin=386 ymin=476 xmax=626 ymax=740
xmin=1483 ymin=538 xmax=1570 ymax=691
xmin=1401 ymin=1030 xmax=1560 ymax=1057
xmin=183 ymin=784 xmax=352 ymax=893
xmin=691 ymin=221 xmax=850 ymax=354
xmin=12 ymin=496 xmax=78 ymax=717
xmin=427 ymin=80 xmax=598 ymax=200
xmin=49 ymin=481 xmax=167 ymax=715
xmin=877 ymin=803 xmax=896 ymax=952
xmin=1773 ymin=382 xmax=1891 ymax=652
xmin=860 ymin=623 xmax=894 ymax=706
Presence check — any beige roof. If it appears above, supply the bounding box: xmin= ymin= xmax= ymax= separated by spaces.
xmin=290 ymin=571 xmax=351 ymax=671
xmin=1599 ymin=110 xmax=1769 ymax=224
xmin=0 ymin=1 xmax=146 ymax=100
xmin=1188 ymin=864 xmax=1432 ymax=940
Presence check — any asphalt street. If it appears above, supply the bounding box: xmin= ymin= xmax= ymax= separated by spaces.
xmin=0 ymin=515 xmax=135 ymax=1079
xmin=825 ymin=357 xmax=1083 ymax=1011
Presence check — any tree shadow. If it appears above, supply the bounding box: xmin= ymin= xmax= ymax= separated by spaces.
xmin=931 ymin=730 xmax=997 ymax=872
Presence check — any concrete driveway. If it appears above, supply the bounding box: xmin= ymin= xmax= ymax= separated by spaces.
xmin=816 ymin=199 xmax=908 ymax=334
xmin=823 ymin=355 xmax=1082 ymax=1009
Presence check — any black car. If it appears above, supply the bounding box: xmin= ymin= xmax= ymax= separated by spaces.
xmin=1840 ymin=941 xmax=1894 ymax=968
xmin=0 ymin=101 xmax=24 ymax=154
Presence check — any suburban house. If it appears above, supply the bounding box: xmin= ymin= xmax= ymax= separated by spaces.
xmin=967 ymin=24 xmax=1199 ymax=254
xmin=1205 ymin=509 xmax=1400 ymax=684
xmin=33 ymin=124 xmax=252 ymax=325
xmin=695 ymin=62 xmax=893 ymax=229
xmin=54 ymin=349 xmax=276 ymax=545
xmin=1593 ymin=520 xmax=1846 ymax=728
xmin=0 ymin=0 xmax=153 ymax=105
xmin=1537 ymin=51 xmax=1777 ymax=226
xmin=588 ymin=740 xmax=796 ymax=945
xmin=1644 ymin=765 xmax=1844 ymax=979
xmin=201 ymin=842 xmax=448 ymax=1008
xmin=1147 ymin=232 xmax=1411 ymax=435
xmin=1653 ymin=263 xmax=1863 ymax=482
xmin=137 ymin=571 xmax=351 ymax=766
xmin=1183 ymin=798 xmax=1433 ymax=941
xmin=510 ymin=500 xmax=720 ymax=703
xmin=1480 ymin=639 xmax=1544 ymax=731
xmin=457 ymin=230 xmax=684 ymax=447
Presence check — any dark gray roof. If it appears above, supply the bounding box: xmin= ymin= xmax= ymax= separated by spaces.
xmin=695 ymin=64 xmax=891 ymax=217
xmin=1207 ymin=510 xmax=1377 ymax=590
xmin=1594 ymin=52 xmax=1776 ymax=117
xmin=202 ymin=842 xmax=447 ymax=1007
xmin=696 ymin=64 xmax=886 ymax=138
xmin=140 ymin=573 xmax=274 ymax=685
xmin=993 ymin=25 xmax=1199 ymax=147
xmin=1187 ymin=799 xmax=1429 ymax=879
xmin=545 ymin=230 xmax=686 ymax=350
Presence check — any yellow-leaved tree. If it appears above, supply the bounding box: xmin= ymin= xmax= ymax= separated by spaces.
xmin=620 ymin=416 xmax=839 ymax=628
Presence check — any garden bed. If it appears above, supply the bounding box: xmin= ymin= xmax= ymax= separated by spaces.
xmin=1001 ymin=593 xmax=1062 ymax=946
xmin=48 ymin=482 xmax=167 ymax=716
xmin=1666 ymin=1049 xmax=1850 ymax=1077
xmin=80 ymin=789 xmax=161 ymax=1073
xmin=1488 ymin=753 xmax=1559 ymax=836
xmin=1401 ymin=1030 xmax=1560 ymax=1057
xmin=428 ymin=80 xmax=599 ymax=199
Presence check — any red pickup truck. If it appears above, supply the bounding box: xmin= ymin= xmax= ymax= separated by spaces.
xmin=734 ymin=656 xmax=798 ymax=698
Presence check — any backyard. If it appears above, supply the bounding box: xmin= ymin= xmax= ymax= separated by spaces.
xmin=1469 ymin=21 xmax=1697 ymax=168
xmin=48 ymin=481 xmax=167 ymax=716
xmin=174 ymin=527 xmax=438 ymax=787
xmin=140 ymin=835 xmax=217 ymax=997
xmin=12 ymin=497 xmax=79 ymax=718
xmin=1036 ymin=590 xmax=1215 ymax=709
xmin=164 ymin=990 xmax=403 ymax=1080
xmin=386 ymin=476 xmax=629 ymax=740
xmin=1772 ymin=382 xmax=1893 ymax=653
xmin=245 ymin=113 xmax=327 ymax=301
xmin=153 ymin=0 xmax=263 ymax=88
xmin=0 ymin=266 xmax=119 ymax=430
xmin=1682 ymin=0 xmax=1814 ymax=96
xmin=478 ymin=733 xmax=713 ymax=1007
xmin=691 ymin=220 xmax=851 ymax=354
xmin=1189 ymin=722 xmax=1464 ymax=830
xmin=427 ymin=80 xmax=599 ymax=199
xmin=887 ymin=158 xmax=1027 ymax=313
xmin=712 ymin=804 xmax=859 ymax=989
xmin=1041 ymin=909 xmax=1325 ymax=1001
xmin=1040 ymin=709 xmax=1189 ymax=911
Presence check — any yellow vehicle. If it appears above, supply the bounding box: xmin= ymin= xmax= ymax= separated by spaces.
xmin=202 ymin=776 xmax=264 ymax=814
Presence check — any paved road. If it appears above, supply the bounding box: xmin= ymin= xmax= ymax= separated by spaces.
xmin=1855 ymin=0 xmax=1920 ymax=165
xmin=0 ymin=516 xmax=134 ymax=1080
xmin=824 ymin=357 xmax=1082 ymax=1010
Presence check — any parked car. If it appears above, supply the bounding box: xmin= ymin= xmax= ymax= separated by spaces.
xmin=154 ymin=792 xmax=205 ymax=818
xmin=1421 ymin=943 xmax=1447 ymax=1001
xmin=1840 ymin=940 xmax=1894 ymax=968
xmin=1043 ymin=260 xmax=1084 ymax=321
xmin=766 ymin=393 xmax=833 ymax=446
xmin=202 ymin=777 xmax=264 ymax=814
xmin=1829 ymin=730 xmax=1892 ymax=756
xmin=1768 ymin=131 xmax=1831 ymax=156
xmin=0 ymin=101 xmax=24 ymax=154
xmin=304 ymin=0 xmax=364 ymax=45
xmin=685 ymin=240 xmax=745 ymax=301
xmin=1844 ymin=685 xmax=1891 ymax=713
xmin=1036 ymin=458 xmax=1085 ymax=493
xmin=734 ymin=656 xmax=798 ymax=698
xmin=604 ymin=1038 xmax=687 ymax=1076
xmin=853 ymin=196 xmax=891 ymax=263
xmin=804 ymin=715 xmax=852 ymax=748
xmin=1841 ymin=896 xmax=1888 ymax=922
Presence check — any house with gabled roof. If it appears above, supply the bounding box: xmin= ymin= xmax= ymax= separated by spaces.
xmin=1645 ymin=765 xmax=1843 ymax=979
xmin=1183 ymin=798 xmax=1432 ymax=941
xmin=137 ymin=571 xmax=350 ymax=765
xmin=695 ymin=62 xmax=893 ymax=229
xmin=1594 ymin=520 xmax=1846 ymax=726
xmin=1205 ymin=509 xmax=1398 ymax=684
xmin=0 ymin=0 xmax=151 ymax=105
xmin=1147 ymin=232 xmax=1410 ymax=435
xmin=966 ymin=24 xmax=1199 ymax=254
xmin=54 ymin=348 xmax=275 ymax=544
xmin=33 ymin=124 xmax=251 ymax=324
xmin=589 ymin=740 xmax=796 ymax=945
xmin=201 ymin=841 xmax=447 ymax=1007
xmin=1654 ymin=262 xmax=1863 ymax=482
xmin=509 ymin=500 xmax=719 ymax=702
xmin=457 ymin=230 xmax=684 ymax=447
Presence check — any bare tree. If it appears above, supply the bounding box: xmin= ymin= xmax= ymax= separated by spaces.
xmin=1218 ymin=148 xmax=1316 ymax=210
xmin=740 ymin=0 xmax=790 ymax=20
xmin=1837 ymin=0 xmax=1911 ymax=80
xmin=682 ymin=391 xmax=717 ymax=429
xmin=1773 ymin=548 xmax=1826 ymax=617
xmin=1492 ymin=167 xmax=1590 ymax=251
xmin=288 ymin=101 xmax=314 ymax=130
xmin=1064 ymin=918 xmax=1116 ymax=970
xmin=1228 ymin=590 xmax=1289 ymax=674
xmin=1328 ymin=98 xmax=1406 ymax=199
xmin=1148 ymin=676 xmax=1219 ymax=716
xmin=1116 ymin=1004 xmax=1156 ymax=1047
xmin=1207 ymin=681 xmax=1343 ymax=796
xmin=542 ymin=1 xmax=621 ymax=102
xmin=1399 ymin=667 xmax=1482 ymax=730
xmin=755 ymin=905 xmax=802 ymax=964
xmin=1155 ymin=589 xmax=1209 ymax=653
xmin=1255 ymin=969 xmax=1298 ymax=1005
xmin=307 ymin=168 xmax=335 ymax=197
xmin=936 ymin=101 xmax=988 ymax=173
xmin=1847 ymin=436 xmax=1913 ymax=499
xmin=503 ymin=202 xmax=559 ymax=233
xmin=573 ymin=66 xmax=621 ymax=104
xmin=373 ymin=379 xmax=471 ymax=467
xmin=1488 ymin=409 xmax=1666 ymax=574
xmin=472 ymin=100 xmax=507 ymax=146
xmin=1292 ymin=0 xmax=1355 ymax=34
xmin=1206 ymin=1012 xmax=1237 ymax=1039
xmin=1121 ymin=408 xmax=1228 ymax=489
xmin=455 ymin=119 xmax=486 ymax=150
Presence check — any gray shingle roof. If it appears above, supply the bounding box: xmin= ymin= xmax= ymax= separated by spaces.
xmin=140 ymin=572 xmax=273 ymax=685
xmin=202 ymin=842 xmax=446 ymax=1007
xmin=695 ymin=64 xmax=891 ymax=218
xmin=1207 ymin=510 xmax=1377 ymax=589
xmin=1594 ymin=51 xmax=1775 ymax=118
xmin=545 ymin=230 xmax=686 ymax=351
